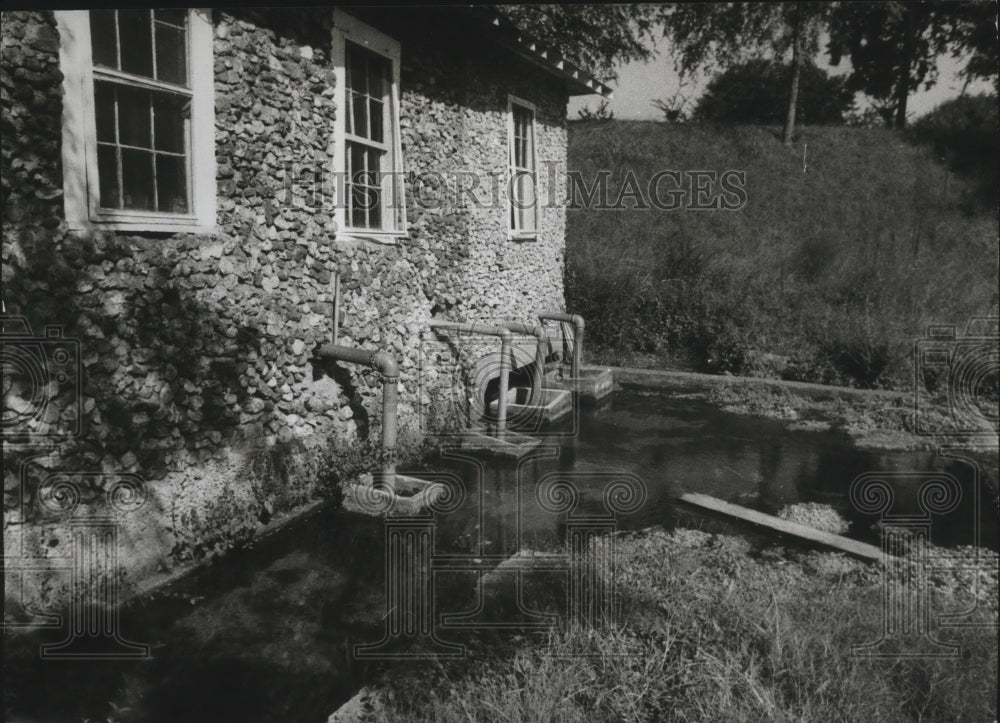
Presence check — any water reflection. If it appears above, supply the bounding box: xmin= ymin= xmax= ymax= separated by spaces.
xmin=5 ymin=391 xmax=997 ymax=722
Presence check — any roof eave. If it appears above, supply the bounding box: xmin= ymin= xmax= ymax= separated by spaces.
xmin=485 ymin=14 xmax=613 ymax=99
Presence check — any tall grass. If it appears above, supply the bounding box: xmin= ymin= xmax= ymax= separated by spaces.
xmin=380 ymin=530 xmax=998 ymax=721
xmin=566 ymin=122 xmax=999 ymax=388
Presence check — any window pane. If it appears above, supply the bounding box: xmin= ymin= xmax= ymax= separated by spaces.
xmin=156 ymin=154 xmax=188 ymax=213
xmin=94 ymin=81 xmax=116 ymax=142
xmin=351 ymin=186 xmax=368 ymax=228
xmin=368 ymin=55 xmax=386 ymax=99
xmin=118 ymin=10 xmax=153 ymax=78
xmin=368 ymin=185 xmax=382 ymax=228
xmin=121 ymin=148 xmax=155 ymax=210
xmin=90 ymin=10 xmax=118 ymax=69
xmin=369 ymin=98 xmax=383 ymax=143
xmin=153 ymin=93 xmax=186 ymax=152
xmin=155 ymin=23 xmax=187 ymax=85
xmin=347 ymin=46 xmax=367 ymax=95
xmin=97 ymin=145 xmax=120 ymax=208
xmin=351 ymin=91 xmax=367 ymax=138
xmin=365 ymin=147 xmax=381 ymax=184
xmin=117 ymin=85 xmax=151 ymax=148
xmin=350 ymin=143 xmax=366 ymax=183
xmin=512 ymin=171 xmax=536 ymax=232
xmin=524 ymin=120 xmax=534 ymax=171
xmin=154 ymin=9 xmax=187 ymax=27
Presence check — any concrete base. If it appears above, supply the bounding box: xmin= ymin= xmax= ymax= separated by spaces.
xmin=490 ymin=387 xmax=573 ymax=427
xmin=343 ymin=473 xmax=446 ymax=516
xmin=545 ymin=365 xmax=614 ymax=403
xmin=448 ymin=428 xmax=543 ymax=459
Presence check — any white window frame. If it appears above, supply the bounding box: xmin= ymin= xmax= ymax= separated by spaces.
xmin=507 ymin=95 xmax=539 ymax=240
xmin=332 ymin=9 xmax=407 ymax=244
xmin=56 ymin=10 xmax=216 ymax=233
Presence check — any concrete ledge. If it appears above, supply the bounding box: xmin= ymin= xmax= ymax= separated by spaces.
xmin=490 ymin=388 xmax=573 ymax=427
xmin=611 ymin=366 xmax=908 ymax=402
xmin=343 ymin=474 xmax=446 ymax=516
xmin=546 ymin=366 xmax=614 ymax=403
xmin=448 ymin=429 xmax=543 ymax=459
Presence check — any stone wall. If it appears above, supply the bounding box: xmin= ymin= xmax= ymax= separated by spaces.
xmin=2 ymin=8 xmax=568 ymax=611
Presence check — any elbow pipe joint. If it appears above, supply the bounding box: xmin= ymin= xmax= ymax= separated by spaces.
xmin=429 ymin=320 xmax=512 ymax=435
xmin=537 ymin=312 xmax=585 ymax=377
xmin=315 ymin=342 xmax=399 ymax=490
xmin=370 ymin=350 xmax=399 ymax=380
xmin=538 ymin=312 xmax=584 ymax=334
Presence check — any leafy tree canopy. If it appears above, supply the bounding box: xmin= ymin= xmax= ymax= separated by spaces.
xmin=695 ymin=59 xmax=855 ymax=126
xmin=827 ymin=0 xmax=996 ymax=127
xmin=496 ymin=4 xmax=657 ymax=81
xmin=658 ymin=2 xmax=830 ymax=75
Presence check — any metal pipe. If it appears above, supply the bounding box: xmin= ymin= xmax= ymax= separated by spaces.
xmin=331 ymin=272 xmax=341 ymax=345
xmin=538 ymin=312 xmax=585 ymax=380
xmin=429 ymin=321 xmax=511 ymax=437
xmin=502 ymin=321 xmax=547 ymax=405
xmin=316 ymin=343 xmax=400 ymax=490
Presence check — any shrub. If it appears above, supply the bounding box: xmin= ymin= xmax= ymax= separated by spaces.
xmin=909 ymin=93 xmax=999 ymax=211
xmin=566 ymin=121 xmax=998 ymax=389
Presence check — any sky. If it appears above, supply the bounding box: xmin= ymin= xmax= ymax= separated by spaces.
xmin=569 ymin=34 xmax=994 ymax=122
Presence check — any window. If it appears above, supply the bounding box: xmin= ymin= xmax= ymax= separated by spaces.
xmin=56 ymin=10 xmax=215 ymax=232
xmin=508 ymin=96 xmax=538 ymax=238
xmin=332 ymin=10 xmax=406 ymax=240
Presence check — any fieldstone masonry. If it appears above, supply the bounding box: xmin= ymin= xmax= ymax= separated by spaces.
xmin=2 ymin=8 xmax=569 ymax=610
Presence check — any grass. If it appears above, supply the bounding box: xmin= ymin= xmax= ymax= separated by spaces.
xmin=566 ymin=120 xmax=999 ymax=390
xmin=374 ymin=528 xmax=998 ymax=722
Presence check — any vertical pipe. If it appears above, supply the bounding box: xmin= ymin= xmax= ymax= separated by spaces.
xmin=503 ymin=322 xmax=547 ymax=405
xmin=572 ymin=316 xmax=584 ymax=381
xmin=538 ymin=312 xmax=585 ymax=380
xmin=372 ymin=351 xmax=398 ymax=492
xmin=317 ymin=344 xmax=399 ymax=493
xmin=428 ymin=321 xmax=512 ymax=439
xmin=332 ymin=272 xmax=341 ymax=345
xmin=497 ymin=331 xmax=511 ymax=438
xmin=533 ymin=331 xmax=546 ymax=397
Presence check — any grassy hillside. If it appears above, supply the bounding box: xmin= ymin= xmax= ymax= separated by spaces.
xmin=566 ymin=121 xmax=998 ymax=389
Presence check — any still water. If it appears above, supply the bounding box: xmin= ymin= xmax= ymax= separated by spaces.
xmin=5 ymin=391 xmax=997 ymax=722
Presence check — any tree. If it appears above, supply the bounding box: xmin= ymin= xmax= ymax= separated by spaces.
xmin=660 ymin=2 xmax=832 ymax=146
xmin=826 ymin=1 xmax=987 ymax=129
xmin=945 ymin=0 xmax=1000 ymax=92
xmin=694 ymin=59 xmax=854 ymax=126
xmin=578 ymin=99 xmax=615 ymax=121
xmin=496 ymin=4 xmax=657 ymax=82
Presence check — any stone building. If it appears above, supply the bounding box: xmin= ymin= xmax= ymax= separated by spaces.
xmin=1 ymin=8 xmax=609 ymax=611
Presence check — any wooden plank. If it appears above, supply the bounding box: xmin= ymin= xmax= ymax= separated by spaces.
xmin=677 ymin=493 xmax=884 ymax=561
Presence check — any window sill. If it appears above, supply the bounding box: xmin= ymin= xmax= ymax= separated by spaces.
xmin=67 ymin=218 xmax=217 ymax=235
xmin=508 ymin=232 xmax=539 ymax=242
xmin=338 ymin=230 xmax=409 ymax=246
